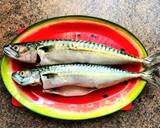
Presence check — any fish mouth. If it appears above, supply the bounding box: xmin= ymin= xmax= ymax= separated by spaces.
xmin=12 ymin=72 xmax=29 ymax=86
xmin=3 ymin=45 xmax=19 ymax=59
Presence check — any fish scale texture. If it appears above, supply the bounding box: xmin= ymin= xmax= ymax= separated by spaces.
xmin=0 ymin=0 xmax=160 ymax=128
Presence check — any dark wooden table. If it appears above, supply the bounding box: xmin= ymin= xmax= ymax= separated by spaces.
xmin=0 ymin=0 xmax=160 ymax=128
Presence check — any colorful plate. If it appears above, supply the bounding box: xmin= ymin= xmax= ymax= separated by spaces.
xmin=1 ymin=16 xmax=148 ymax=120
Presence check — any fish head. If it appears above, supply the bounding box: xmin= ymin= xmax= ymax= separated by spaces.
xmin=12 ymin=69 xmax=40 ymax=86
xmin=3 ymin=43 xmax=38 ymax=63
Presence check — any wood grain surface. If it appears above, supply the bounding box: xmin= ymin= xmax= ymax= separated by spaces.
xmin=0 ymin=0 xmax=160 ymax=128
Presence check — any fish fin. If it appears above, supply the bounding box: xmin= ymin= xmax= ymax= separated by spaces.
xmin=144 ymin=52 xmax=160 ymax=67
xmin=42 ymin=73 xmax=58 ymax=79
xmin=38 ymin=46 xmax=53 ymax=52
xmin=142 ymin=63 xmax=160 ymax=87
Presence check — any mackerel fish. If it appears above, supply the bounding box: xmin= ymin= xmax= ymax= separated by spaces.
xmin=3 ymin=40 xmax=160 ymax=66
xmin=12 ymin=64 xmax=160 ymax=96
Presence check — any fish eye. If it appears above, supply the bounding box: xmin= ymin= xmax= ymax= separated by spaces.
xmin=12 ymin=45 xmax=19 ymax=51
xmin=19 ymin=71 xmax=30 ymax=78
xmin=19 ymin=71 xmax=26 ymax=77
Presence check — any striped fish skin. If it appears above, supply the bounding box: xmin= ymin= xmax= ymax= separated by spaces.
xmin=3 ymin=40 xmax=145 ymax=65
xmin=12 ymin=64 xmax=141 ymax=89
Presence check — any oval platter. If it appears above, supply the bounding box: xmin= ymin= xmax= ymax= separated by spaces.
xmin=1 ymin=16 xmax=147 ymax=120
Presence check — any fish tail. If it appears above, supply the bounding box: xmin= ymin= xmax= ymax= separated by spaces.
xmin=144 ymin=52 xmax=160 ymax=67
xmin=141 ymin=63 xmax=160 ymax=87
